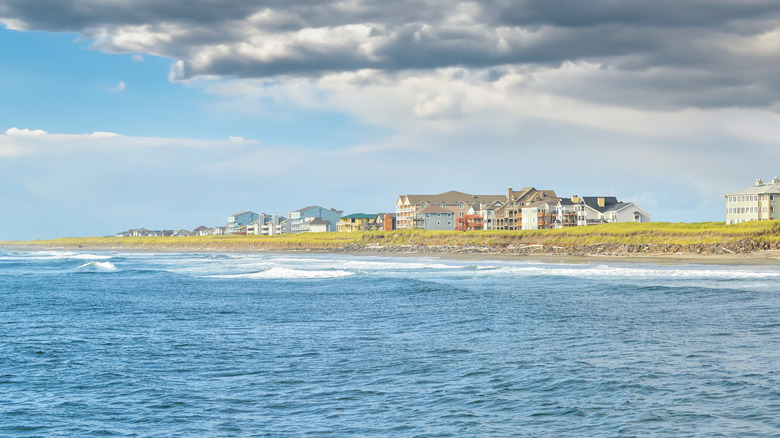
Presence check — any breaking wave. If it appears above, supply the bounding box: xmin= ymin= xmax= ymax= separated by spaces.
xmin=208 ymin=267 xmax=353 ymax=279
xmin=77 ymin=261 xmax=118 ymax=271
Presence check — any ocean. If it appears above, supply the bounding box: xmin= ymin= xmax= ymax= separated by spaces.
xmin=1 ymin=250 xmax=779 ymax=436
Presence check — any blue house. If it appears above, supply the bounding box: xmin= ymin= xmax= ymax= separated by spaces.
xmin=288 ymin=206 xmax=343 ymax=233
xmin=227 ymin=211 xmax=259 ymax=234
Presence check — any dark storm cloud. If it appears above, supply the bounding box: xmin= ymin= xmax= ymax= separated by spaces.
xmin=2 ymin=0 xmax=780 ymax=109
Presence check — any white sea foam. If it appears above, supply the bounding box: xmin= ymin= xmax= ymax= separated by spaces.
xmin=208 ymin=267 xmax=353 ymax=279
xmin=495 ymin=264 xmax=780 ymax=280
xmin=77 ymin=261 xmax=118 ymax=271
xmin=71 ymin=253 xmax=112 ymax=260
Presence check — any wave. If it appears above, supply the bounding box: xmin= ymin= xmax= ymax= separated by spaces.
xmin=77 ymin=261 xmax=118 ymax=271
xmin=496 ymin=264 xmax=780 ymax=280
xmin=207 ymin=267 xmax=353 ymax=279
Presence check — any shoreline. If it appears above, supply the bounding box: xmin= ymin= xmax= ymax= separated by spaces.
xmin=4 ymin=243 xmax=780 ymax=266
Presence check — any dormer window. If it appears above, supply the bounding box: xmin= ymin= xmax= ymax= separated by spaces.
xmin=459 ymin=203 xmax=465 ymax=209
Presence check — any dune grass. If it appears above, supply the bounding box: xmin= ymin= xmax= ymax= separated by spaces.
xmin=3 ymin=221 xmax=779 ymax=251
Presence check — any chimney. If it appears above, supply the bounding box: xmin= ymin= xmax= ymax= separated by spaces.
xmin=508 ymin=186 xmax=514 ymax=202
xmin=571 ymin=195 xmax=580 ymax=204
xmin=756 ymin=178 xmax=764 ymax=187
xmin=598 ymin=197 xmax=605 ymax=207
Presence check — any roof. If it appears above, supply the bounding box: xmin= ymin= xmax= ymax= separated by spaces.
xmin=342 ymin=213 xmax=375 ymax=219
xmin=401 ymin=190 xmax=506 ymax=205
xmin=230 ymin=210 xmax=255 ymax=217
xmin=419 ymin=206 xmax=455 ymax=214
xmin=723 ymin=182 xmax=780 ymax=196
xmin=523 ymin=200 xmax=557 ymax=208
xmin=581 ymin=197 xmax=620 ymax=213
xmin=308 ymin=218 xmax=331 ymax=225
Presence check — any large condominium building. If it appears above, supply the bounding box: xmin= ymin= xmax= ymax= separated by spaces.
xmin=395 ymin=191 xmax=507 ymax=230
xmin=723 ymin=177 xmax=780 ymax=224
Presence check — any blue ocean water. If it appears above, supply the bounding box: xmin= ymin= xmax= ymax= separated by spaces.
xmin=1 ymin=250 xmax=779 ymax=437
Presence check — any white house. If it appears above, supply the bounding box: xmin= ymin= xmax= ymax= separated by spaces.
xmin=723 ymin=177 xmax=780 ymax=224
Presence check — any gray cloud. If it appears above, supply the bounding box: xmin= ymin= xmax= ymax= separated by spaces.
xmin=2 ymin=0 xmax=780 ymax=110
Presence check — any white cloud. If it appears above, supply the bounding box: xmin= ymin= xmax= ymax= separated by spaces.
xmin=110 ymin=81 xmax=126 ymax=92
xmin=5 ymin=127 xmax=48 ymax=136
xmin=131 ymin=54 xmax=145 ymax=62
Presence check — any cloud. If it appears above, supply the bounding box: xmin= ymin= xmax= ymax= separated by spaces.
xmin=2 ymin=0 xmax=780 ymax=111
xmin=131 ymin=54 xmax=144 ymax=62
xmin=110 ymin=81 xmax=126 ymax=92
xmin=5 ymin=127 xmax=47 ymax=136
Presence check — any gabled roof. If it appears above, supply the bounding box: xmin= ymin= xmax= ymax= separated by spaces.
xmin=581 ymin=197 xmax=620 ymax=213
xmin=401 ymin=190 xmax=506 ymax=205
xmin=419 ymin=206 xmax=455 ymax=214
xmin=507 ymin=187 xmax=558 ymax=206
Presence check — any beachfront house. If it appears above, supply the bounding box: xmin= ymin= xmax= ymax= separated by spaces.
xmin=338 ymin=214 xmax=375 ymax=232
xmin=246 ymin=214 xmax=289 ymax=235
xmin=396 ymin=190 xmax=506 ymax=230
xmin=723 ymin=177 xmax=780 ymax=224
xmin=520 ymin=200 xmax=558 ymax=230
xmin=289 ymin=206 xmax=343 ymax=233
xmin=227 ymin=211 xmax=260 ymax=235
xmin=416 ymin=206 xmax=456 ymax=231
xmin=554 ymin=196 xmax=651 ymax=227
xmin=495 ymin=187 xmax=558 ymax=230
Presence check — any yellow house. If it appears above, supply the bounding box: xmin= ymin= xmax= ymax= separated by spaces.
xmin=338 ymin=213 xmax=375 ymax=232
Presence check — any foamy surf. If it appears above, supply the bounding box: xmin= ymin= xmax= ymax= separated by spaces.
xmin=208 ymin=267 xmax=353 ymax=279
xmin=494 ymin=264 xmax=780 ymax=280
xmin=77 ymin=261 xmax=118 ymax=271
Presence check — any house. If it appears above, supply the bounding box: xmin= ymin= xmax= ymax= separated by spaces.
xmin=554 ymin=196 xmax=651 ymax=227
xmin=396 ymin=190 xmax=506 ymax=230
xmin=307 ymin=218 xmax=332 ymax=233
xmin=417 ymin=206 xmax=457 ymax=230
xmin=370 ymin=213 xmax=397 ymax=231
xmin=723 ymin=177 xmax=780 ymax=224
xmin=289 ymin=206 xmax=343 ymax=233
xmin=193 ymin=225 xmax=209 ymax=236
xmin=338 ymin=213 xmax=375 ymax=232
xmin=227 ymin=211 xmax=260 ymax=234
xmin=495 ymin=187 xmax=558 ymax=230
xmin=520 ymin=200 xmax=558 ymax=230
xmin=246 ymin=214 xmax=288 ymax=235
xmin=457 ymin=201 xmax=505 ymax=231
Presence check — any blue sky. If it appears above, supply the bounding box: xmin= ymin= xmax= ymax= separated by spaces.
xmin=2 ymin=1 xmax=780 ymax=239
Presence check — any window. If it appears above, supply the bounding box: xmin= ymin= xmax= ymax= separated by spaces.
xmin=772 ymin=194 xmax=775 ymax=201
xmin=447 ymin=221 xmax=452 ymax=225
xmin=437 ymin=221 xmax=441 ymax=225
xmin=459 ymin=203 xmax=465 ymax=209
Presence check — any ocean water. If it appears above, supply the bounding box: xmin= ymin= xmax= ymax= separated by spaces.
xmin=1 ymin=250 xmax=779 ymax=437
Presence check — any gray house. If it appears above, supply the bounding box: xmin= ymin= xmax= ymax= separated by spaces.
xmin=417 ymin=206 xmax=456 ymax=231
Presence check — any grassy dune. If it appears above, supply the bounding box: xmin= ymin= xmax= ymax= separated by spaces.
xmin=3 ymin=221 xmax=780 ymax=252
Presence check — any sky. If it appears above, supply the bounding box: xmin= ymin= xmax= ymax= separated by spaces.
xmin=2 ymin=0 xmax=780 ymax=240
